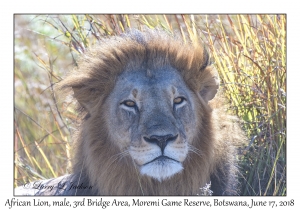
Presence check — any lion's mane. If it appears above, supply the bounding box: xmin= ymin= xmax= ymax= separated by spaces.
xmin=50 ymin=29 xmax=246 ymax=196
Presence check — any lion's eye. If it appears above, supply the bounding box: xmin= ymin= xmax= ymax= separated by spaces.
xmin=122 ymin=100 xmax=136 ymax=107
xmin=173 ymin=97 xmax=185 ymax=105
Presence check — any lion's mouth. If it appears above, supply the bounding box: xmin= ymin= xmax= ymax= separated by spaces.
xmin=140 ymin=155 xmax=183 ymax=181
xmin=144 ymin=155 xmax=179 ymax=166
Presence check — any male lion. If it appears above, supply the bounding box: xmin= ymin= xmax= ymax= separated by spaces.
xmin=16 ymin=29 xmax=246 ymax=196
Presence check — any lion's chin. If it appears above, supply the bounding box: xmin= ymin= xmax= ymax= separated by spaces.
xmin=140 ymin=158 xmax=183 ymax=182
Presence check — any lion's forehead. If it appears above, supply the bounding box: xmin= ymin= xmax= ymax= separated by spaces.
xmin=114 ymin=66 xmax=191 ymax=98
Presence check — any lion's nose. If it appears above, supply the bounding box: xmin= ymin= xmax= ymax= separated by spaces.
xmin=143 ymin=134 xmax=178 ymax=152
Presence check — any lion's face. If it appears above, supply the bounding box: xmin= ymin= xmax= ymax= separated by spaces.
xmin=105 ymin=66 xmax=198 ymax=181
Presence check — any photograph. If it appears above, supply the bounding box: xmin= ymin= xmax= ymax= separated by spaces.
xmin=14 ymin=14 xmax=286 ymax=197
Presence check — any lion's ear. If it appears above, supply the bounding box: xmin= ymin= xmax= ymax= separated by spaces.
xmin=56 ymin=74 xmax=99 ymax=114
xmin=198 ymin=66 xmax=220 ymax=103
xmin=72 ymin=86 xmax=98 ymax=113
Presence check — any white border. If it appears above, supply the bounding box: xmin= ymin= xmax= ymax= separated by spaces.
xmin=2 ymin=0 xmax=298 ymax=209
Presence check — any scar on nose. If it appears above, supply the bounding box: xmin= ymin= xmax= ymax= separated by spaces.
xmin=132 ymin=88 xmax=138 ymax=98
xmin=172 ymin=86 xmax=177 ymax=95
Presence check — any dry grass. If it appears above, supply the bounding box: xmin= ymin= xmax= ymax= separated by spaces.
xmin=14 ymin=14 xmax=286 ymax=195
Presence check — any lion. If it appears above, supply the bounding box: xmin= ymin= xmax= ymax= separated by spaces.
xmin=15 ymin=29 xmax=246 ymax=196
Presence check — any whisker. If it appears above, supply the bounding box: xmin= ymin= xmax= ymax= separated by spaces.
xmin=188 ymin=144 xmax=203 ymax=157
xmin=106 ymin=150 xmax=129 ymax=169
xmin=130 ymin=156 xmax=144 ymax=195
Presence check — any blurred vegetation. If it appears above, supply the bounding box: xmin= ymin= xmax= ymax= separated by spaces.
xmin=14 ymin=14 xmax=286 ymax=196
